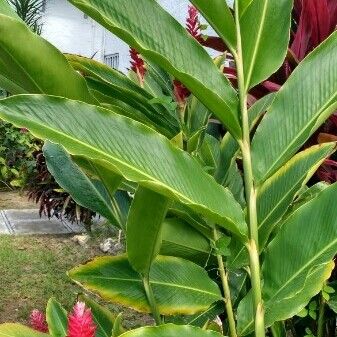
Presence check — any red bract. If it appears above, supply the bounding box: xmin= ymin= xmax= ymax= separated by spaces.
xmin=30 ymin=310 xmax=48 ymax=333
xmin=129 ymin=48 xmax=146 ymax=84
xmin=186 ymin=5 xmax=203 ymax=43
xmin=173 ymin=5 xmax=203 ymax=105
xmin=66 ymin=302 xmax=96 ymax=337
xmin=173 ymin=80 xmax=190 ymax=106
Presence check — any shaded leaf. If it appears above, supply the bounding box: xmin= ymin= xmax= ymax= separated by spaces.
xmin=127 ymin=187 xmax=169 ymax=276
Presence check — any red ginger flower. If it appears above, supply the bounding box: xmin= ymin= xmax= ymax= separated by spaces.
xmin=129 ymin=48 xmax=146 ymax=84
xmin=173 ymin=5 xmax=203 ymax=105
xmin=30 ymin=309 xmax=48 ymax=333
xmin=66 ymin=302 xmax=96 ymax=337
xmin=186 ymin=5 xmax=203 ymax=43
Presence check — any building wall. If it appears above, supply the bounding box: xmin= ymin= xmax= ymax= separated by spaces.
xmin=41 ymin=0 xmax=220 ymax=72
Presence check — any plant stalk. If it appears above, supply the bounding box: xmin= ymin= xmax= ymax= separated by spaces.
xmin=317 ymin=294 xmax=326 ymax=337
xmin=234 ymin=1 xmax=265 ymax=336
xmin=213 ymin=228 xmax=238 ymax=337
xmin=143 ymin=276 xmax=162 ymax=325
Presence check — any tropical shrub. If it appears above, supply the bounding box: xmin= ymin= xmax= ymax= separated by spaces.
xmin=0 ymin=121 xmax=40 ymax=188
xmin=1 ymin=1 xmax=337 ymax=337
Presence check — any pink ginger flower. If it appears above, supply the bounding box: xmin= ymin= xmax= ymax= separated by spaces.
xmin=30 ymin=309 xmax=48 ymax=333
xmin=66 ymin=302 xmax=96 ymax=337
xmin=130 ymin=47 xmax=146 ymax=85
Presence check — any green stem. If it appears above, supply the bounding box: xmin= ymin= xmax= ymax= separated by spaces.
xmin=234 ymin=1 xmax=265 ymax=336
xmin=317 ymin=294 xmax=326 ymax=337
xmin=213 ymin=228 xmax=237 ymax=337
xmin=143 ymin=276 xmax=161 ymax=325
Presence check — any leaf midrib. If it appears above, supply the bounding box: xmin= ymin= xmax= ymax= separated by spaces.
xmin=81 ymin=276 xmax=220 ymax=298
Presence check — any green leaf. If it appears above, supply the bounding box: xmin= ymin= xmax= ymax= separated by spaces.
xmin=239 ymin=181 xmax=337 ymax=333
xmin=112 ymin=313 xmax=125 ymax=337
xmin=78 ymin=294 xmax=116 ymax=337
xmin=238 ymin=262 xmax=334 ymax=335
xmin=67 ymin=0 xmax=241 ymax=138
xmin=190 ymin=0 xmax=236 ymax=51
xmin=0 ymin=0 xmax=21 ymax=20
xmin=252 ymin=31 xmax=337 ymax=183
xmin=46 ymin=298 xmax=67 ymax=337
xmin=240 ymin=0 xmax=292 ymax=90
xmin=118 ymin=324 xmax=222 ymax=337
xmin=0 ymin=15 xmax=95 ymax=102
xmin=68 ymin=255 xmax=222 ymax=315
xmin=127 ymin=187 xmax=169 ymax=276
xmin=257 ymin=143 xmax=336 ymax=248
xmin=166 ymin=302 xmax=223 ymax=327
xmin=327 ymin=295 xmax=337 ymax=314
xmin=229 ymin=143 xmax=335 ymax=269
xmin=43 ymin=141 xmax=123 ymax=228
xmin=67 ymin=54 xmax=179 ymax=138
xmin=160 ymin=218 xmax=213 ymax=265
xmin=0 ymin=95 xmax=247 ymax=240
xmin=0 ymin=324 xmax=50 ymax=337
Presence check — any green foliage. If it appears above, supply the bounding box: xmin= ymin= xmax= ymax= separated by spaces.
xmin=0 ymin=121 xmax=40 ymax=188
xmin=1 ymin=1 xmax=337 ymax=337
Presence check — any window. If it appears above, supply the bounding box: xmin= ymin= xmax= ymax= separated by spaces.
xmin=104 ymin=53 xmax=119 ymax=69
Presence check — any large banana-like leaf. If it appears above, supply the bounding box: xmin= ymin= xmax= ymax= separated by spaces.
xmin=190 ymin=0 xmax=236 ymax=52
xmin=0 ymin=95 xmax=247 ymax=240
xmin=0 ymin=15 xmax=95 ymax=102
xmin=160 ymin=218 xmax=213 ymax=265
xmin=238 ymin=181 xmax=337 ymax=333
xmin=43 ymin=141 xmax=123 ymax=228
xmin=257 ymin=143 xmax=336 ymax=247
xmin=240 ymin=0 xmax=292 ymax=90
xmin=0 ymin=324 xmax=50 ymax=337
xmin=119 ymin=324 xmax=222 ymax=337
xmin=78 ymin=294 xmax=116 ymax=337
xmin=67 ymin=0 xmax=241 ymax=138
xmin=228 ymin=143 xmax=336 ymax=269
xmin=238 ymin=262 xmax=334 ymax=335
xmin=69 ymin=255 xmax=222 ymax=315
xmin=127 ymin=187 xmax=169 ymax=276
xmin=252 ymin=31 xmax=337 ymax=183
xmin=67 ymin=55 xmax=179 ymax=138
xmin=46 ymin=298 xmax=67 ymax=337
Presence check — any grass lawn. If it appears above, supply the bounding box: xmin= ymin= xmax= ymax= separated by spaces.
xmin=0 ymin=234 xmax=150 ymax=329
xmin=0 ymin=235 xmax=100 ymax=323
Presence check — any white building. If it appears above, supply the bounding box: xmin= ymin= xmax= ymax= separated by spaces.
xmin=41 ymin=0 xmax=218 ymax=72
